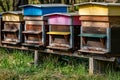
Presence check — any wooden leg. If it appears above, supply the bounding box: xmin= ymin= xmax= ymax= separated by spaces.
xmin=89 ymin=57 xmax=115 ymax=74
xmin=34 ymin=50 xmax=39 ymax=66
xmin=89 ymin=57 xmax=101 ymax=75
xmin=89 ymin=58 xmax=95 ymax=75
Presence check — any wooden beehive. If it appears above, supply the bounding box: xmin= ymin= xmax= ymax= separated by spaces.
xmin=21 ymin=4 xmax=68 ymax=47
xmin=76 ymin=2 xmax=120 ymax=54
xmin=22 ymin=16 xmax=48 ymax=47
xmin=20 ymin=4 xmax=68 ymax=16
xmin=1 ymin=11 xmax=24 ymax=45
xmin=44 ymin=13 xmax=81 ymax=51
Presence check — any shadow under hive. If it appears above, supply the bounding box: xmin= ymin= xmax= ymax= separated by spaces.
xmin=44 ymin=13 xmax=81 ymax=51
xmin=77 ymin=2 xmax=120 ymax=54
xmin=1 ymin=11 xmax=23 ymax=45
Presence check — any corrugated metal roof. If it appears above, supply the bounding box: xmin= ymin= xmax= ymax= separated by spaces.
xmin=19 ymin=4 xmax=69 ymax=8
xmin=74 ymin=2 xmax=120 ymax=6
xmin=43 ymin=12 xmax=79 ymax=17
xmin=2 ymin=11 xmax=22 ymax=15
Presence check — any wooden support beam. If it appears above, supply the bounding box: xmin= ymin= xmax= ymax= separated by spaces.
xmin=89 ymin=58 xmax=95 ymax=74
xmin=89 ymin=57 xmax=115 ymax=74
xmin=34 ymin=50 xmax=39 ymax=66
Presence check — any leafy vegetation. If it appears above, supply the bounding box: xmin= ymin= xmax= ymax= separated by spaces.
xmin=0 ymin=48 xmax=120 ymax=80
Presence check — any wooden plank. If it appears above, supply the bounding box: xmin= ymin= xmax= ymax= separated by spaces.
xmin=22 ymin=31 xmax=42 ymax=34
xmin=47 ymin=31 xmax=70 ymax=35
xmin=2 ymin=14 xmax=23 ymax=21
xmin=26 ymin=24 xmax=42 ymax=31
xmin=49 ymin=15 xmax=71 ymax=25
xmin=81 ymin=21 xmax=109 ymax=28
xmin=2 ymin=29 xmax=18 ymax=32
xmin=78 ymin=5 xmax=108 ymax=16
xmin=89 ymin=58 xmax=94 ymax=74
xmin=80 ymin=16 xmax=109 ymax=21
xmin=78 ymin=3 xmax=120 ymax=16
xmin=47 ymin=45 xmax=71 ymax=51
xmin=26 ymin=21 xmax=44 ymax=25
xmin=24 ymin=16 xmax=43 ymax=20
xmin=22 ymin=43 xmax=42 ymax=47
xmin=34 ymin=50 xmax=39 ymax=66
xmin=51 ymin=25 xmax=70 ymax=32
xmin=78 ymin=33 xmax=107 ymax=38
xmin=82 ymin=27 xmax=106 ymax=34
xmin=78 ymin=49 xmax=107 ymax=54
xmin=2 ymin=41 xmax=20 ymax=45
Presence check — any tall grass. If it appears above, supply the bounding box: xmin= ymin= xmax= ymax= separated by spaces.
xmin=0 ymin=48 xmax=120 ymax=80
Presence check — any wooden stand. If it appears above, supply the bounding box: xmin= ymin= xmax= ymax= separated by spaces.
xmin=34 ymin=50 xmax=39 ymax=66
xmin=89 ymin=57 xmax=115 ymax=74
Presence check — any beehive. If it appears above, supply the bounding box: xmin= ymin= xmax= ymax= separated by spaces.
xmin=44 ymin=13 xmax=81 ymax=51
xmin=21 ymin=4 xmax=68 ymax=47
xmin=1 ymin=11 xmax=24 ymax=45
xmin=76 ymin=2 xmax=120 ymax=54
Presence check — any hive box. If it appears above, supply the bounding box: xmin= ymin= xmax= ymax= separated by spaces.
xmin=20 ymin=4 xmax=68 ymax=16
xmin=76 ymin=2 xmax=120 ymax=54
xmin=76 ymin=2 xmax=120 ymax=16
xmin=44 ymin=13 xmax=81 ymax=51
xmin=1 ymin=11 xmax=24 ymax=45
xmin=21 ymin=4 xmax=68 ymax=47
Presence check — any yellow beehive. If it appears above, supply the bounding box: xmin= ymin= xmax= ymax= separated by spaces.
xmin=76 ymin=2 xmax=120 ymax=16
xmin=2 ymin=11 xmax=23 ymax=21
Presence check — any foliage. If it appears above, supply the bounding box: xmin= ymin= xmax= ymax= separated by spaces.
xmin=0 ymin=48 xmax=120 ymax=80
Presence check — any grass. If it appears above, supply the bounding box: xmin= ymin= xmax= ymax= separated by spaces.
xmin=0 ymin=48 xmax=120 ymax=80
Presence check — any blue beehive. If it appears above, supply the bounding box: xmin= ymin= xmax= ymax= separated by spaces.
xmin=20 ymin=4 xmax=68 ymax=47
xmin=20 ymin=4 xmax=68 ymax=16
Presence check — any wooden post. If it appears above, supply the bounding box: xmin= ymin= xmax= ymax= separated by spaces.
xmin=89 ymin=57 xmax=115 ymax=74
xmin=89 ymin=58 xmax=95 ymax=74
xmin=89 ymin=58 xmax=106 ymax=74
xmin=34 ymin=50 xmax=39 ymax=66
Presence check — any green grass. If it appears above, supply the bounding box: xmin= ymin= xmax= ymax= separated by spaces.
xmin=0 ymin=48 xmax=120 ymax=80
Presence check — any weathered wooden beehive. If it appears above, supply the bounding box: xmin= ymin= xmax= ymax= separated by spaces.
xmin=44 ymin=13 xmax=81 ymax=51
xmin=20 ymin=4 xmax=68 ymax=47
xmin=1 ymin=11 xmax=24 ymax=45
xmin=76 ymin=2 xmax=120 ymax=54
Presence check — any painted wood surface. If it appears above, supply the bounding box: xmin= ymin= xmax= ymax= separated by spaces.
xmin=48 ymin=15 xmax=81 ymax=25
xmin=78 ymin=3 xmax=120 ymax=16
xmin=73 ymin=16 xmax=81 ymax=25
xmin=23 ymin=6 xmax=67 ymax=16
xmin=49 ymin=15 xmax=71 ymax=25
xmin=78 ymin=5 xmax=108 ymax=16
xmin=2 ymin=14 xmax=23 ymax=21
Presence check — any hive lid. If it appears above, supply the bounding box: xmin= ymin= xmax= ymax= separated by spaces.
xmin=19 ymin=4 xmax=69 ymax=8
xmin=43 ymin=12 xmax=79 ymax=17
xmin=2 ymin=11 xmax=22 ymax=15
xmin=75 ymin=2 xmax=120 ymax=6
